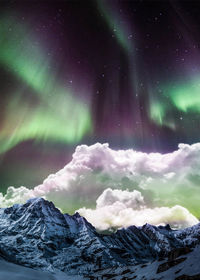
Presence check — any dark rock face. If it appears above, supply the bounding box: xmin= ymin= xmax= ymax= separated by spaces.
xmin=168 ymin=247 xmax=192 ymax=261
xmin=157 ymin=257 xmax=186 ymax=273
xmin=175 ymin=274 xmax=200 ymax=280
xmin=0 ymin=198 xmax=199 ymax=277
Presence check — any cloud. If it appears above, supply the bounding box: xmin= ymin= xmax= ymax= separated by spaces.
xmin=96 ymin=188 xmax=145 ymax=209
xmin=78 ymin=188 xmax=198 ymax=231
xmin=0 ymin=142 xmax=200 ymax=229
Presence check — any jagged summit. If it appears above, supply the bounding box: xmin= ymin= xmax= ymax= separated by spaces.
xmin=22 ymin=197 xmax=60 ymax=213
xmin=0 ymin=198 xmax=199 ymax=277
xmin=27 ymin=197 xmax=46 ymax=204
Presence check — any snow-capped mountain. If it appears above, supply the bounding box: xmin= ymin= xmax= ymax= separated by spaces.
xmin=0 ymin=198 xmax=199 ymax=279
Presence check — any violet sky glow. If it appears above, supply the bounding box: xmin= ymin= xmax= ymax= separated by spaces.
xmin=0 ymin=0 xmax=200 ymax=227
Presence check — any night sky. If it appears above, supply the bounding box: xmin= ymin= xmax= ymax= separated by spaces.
xmin=1 ymin=0 xmax=200 ymax=192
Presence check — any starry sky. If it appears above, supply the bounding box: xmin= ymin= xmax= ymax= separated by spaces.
xmin=1 ymin=0 xmax=200 ymax=192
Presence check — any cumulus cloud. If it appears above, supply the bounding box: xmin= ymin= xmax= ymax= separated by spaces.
xmin=96 ymin=188 xmax=145 ymax=209
xmin=78 ymin=188 xmax=198 ymax=231
xmin=0 ymin=142 xmax=200 ymax=229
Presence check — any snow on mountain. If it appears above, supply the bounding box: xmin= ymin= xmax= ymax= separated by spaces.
xmin=0 ymin=259 xmax=83 ymax=280
xmin=91 ymin=245 xmax=200 ymax=280
xmin=0 ymin=198 xmax=199 ymax=279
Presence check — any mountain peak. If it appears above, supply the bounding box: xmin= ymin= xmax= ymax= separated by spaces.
xmin=26 ymin=197 xmax=56 ymax=208
xmin=0 ymin=199 xmax=199 ymax=277
xmin=26 ymin=197 xmax=46 ymax=205
xmin=25 ymin=197 xmax=61 ymax=216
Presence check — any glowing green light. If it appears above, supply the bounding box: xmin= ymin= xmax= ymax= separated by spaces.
xmin=149 ymin=99 xmax=176 ymax=130
xmin=0 ymin=15 xmax=92 ymax=153
xmin=150 ymin=101 xmax=165 ymax=125
xmin=168 ymin=80 xmax=200 ymax=112
xmin=97 ymin=0 xmax=133 ymax=53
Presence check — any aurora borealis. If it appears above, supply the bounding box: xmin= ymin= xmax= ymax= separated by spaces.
xmin=0 ymin=0 xmax=200 ymax=227
xmin=0 ymin=14 xmax=92 ymax=154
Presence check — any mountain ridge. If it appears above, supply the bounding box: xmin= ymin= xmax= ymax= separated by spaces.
xmin=0 ymin=198 xmax=199 ymax=279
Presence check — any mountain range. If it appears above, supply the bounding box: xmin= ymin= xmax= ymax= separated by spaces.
xmin=0 ymin=198 xmax=199 ymax=279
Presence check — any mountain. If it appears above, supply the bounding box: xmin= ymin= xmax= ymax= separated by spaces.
xmin=0 ymin=198 xmax=199 ymax=279
xmin=89 ymin=245 xmax=200 ymax=280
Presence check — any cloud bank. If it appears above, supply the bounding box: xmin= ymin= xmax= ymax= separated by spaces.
xmin=0 ymin=142 xmax=200 ymax=229
xmin=78 ymin=188 xmax=198 ymax=230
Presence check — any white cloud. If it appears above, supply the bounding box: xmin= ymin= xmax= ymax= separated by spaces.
xmin=78 ymin=188 xmax=198 ymax=231
xmin=0 ymin=142 xmax=199 ymax=229
xmin=96 ymin=188 xmax=144 ymax=209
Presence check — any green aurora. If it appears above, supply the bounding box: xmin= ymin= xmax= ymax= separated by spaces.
xmin=0 ymin=15 xmax=92 ymax=154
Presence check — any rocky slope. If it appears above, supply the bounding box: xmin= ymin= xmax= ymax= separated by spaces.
xmin=90 ymin=245 xmax=200 ymax=280
xmin=0 ymin=198 xmax=199 ymax=279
